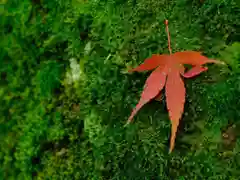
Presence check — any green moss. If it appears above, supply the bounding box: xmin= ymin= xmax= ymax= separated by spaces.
xmin=1 ymin=0 xmax=240 ymax=179
xmin=35 ymin=61 xmax=62 ymax=98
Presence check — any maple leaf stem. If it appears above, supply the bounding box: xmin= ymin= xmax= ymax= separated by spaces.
xmin=165 ymin=20 xmax=172 ymax=54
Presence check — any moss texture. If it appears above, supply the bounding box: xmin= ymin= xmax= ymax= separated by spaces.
xmin=0 ymin=0 xmax=240 ymax=179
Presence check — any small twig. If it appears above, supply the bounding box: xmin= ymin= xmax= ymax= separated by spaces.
xmin=165 ymin=20 xmax=172 ymax=54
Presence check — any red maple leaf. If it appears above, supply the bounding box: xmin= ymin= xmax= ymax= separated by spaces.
xmin=127 ymin=20 xmax=224 ymax=152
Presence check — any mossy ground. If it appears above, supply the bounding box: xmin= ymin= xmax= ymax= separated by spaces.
xmin=0 ymin=0 xmax=240 ymax=179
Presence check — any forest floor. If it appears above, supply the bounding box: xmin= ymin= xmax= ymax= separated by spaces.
xmin=1 ymin=0 xmax=240 ymax=179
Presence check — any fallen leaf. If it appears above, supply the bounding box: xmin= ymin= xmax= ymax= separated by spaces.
xmin=127 ymin=20 xmax=224 ymax=152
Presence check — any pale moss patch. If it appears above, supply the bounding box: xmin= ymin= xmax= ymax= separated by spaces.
xmin=65 ymin=57 xmax=86 ymax=85
xmin=84 ymin=110 xmax=107 ymax=147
